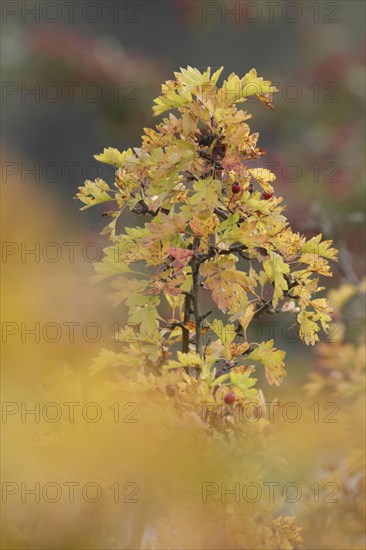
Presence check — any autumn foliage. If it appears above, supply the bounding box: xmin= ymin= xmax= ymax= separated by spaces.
xmin=76 ymin=66 xmax=338 ymax=396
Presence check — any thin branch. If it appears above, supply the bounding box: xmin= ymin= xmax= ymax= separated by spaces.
xmin=252 ymin=299 xmax=273 ymax=319
xmin=203 ymin=337 xmax=211 ymax=361
xmin=219 ymin=245 xmax=251 ymax=262
xmin=132 ymin=199 xmax=169 ymax=218
xmin=235 ymin=299 xmax=275 ymax=339
xmin=214 ymin=207 xmax=248 ymax=225
xmin=200 ymin=310 xmax=212 ymax=322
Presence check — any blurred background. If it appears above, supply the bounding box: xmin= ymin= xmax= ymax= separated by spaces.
xmin=1 ymin=1 xmax=365 ymax=549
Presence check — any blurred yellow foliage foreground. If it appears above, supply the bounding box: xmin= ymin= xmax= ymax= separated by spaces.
xmin=1 ymin=160 xmax=365 ymax=549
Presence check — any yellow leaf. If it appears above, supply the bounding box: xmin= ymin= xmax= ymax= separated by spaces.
xmin=248 ymin=340 xmax=287 ymax=386
xmin=189 ymin=214 xmax=219 ymax=239
xmin=249 ymin=168 xmax=276 ymax=193
xmin=301 ymin=234 xmax=338 ymax=261
xmin=94 ymin=147 xmax=134 ymax=168
xmin=76 ymin=178 xmax=113 ymax=210
xmin=297 ymin=310 xmax=320 ymax=346
xmin=238 ymin=303 xmax=256 ymax=335
xmin=207 ymin=319 xmax=236 ymax=345
xmin=164 ymin=351 xmax=205 ymax=370
xmin=263 ymin=253 xmax=289 ymax=307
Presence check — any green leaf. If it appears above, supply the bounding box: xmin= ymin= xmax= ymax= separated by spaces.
xmin=190 ymin=178 xmax=222 ymax=212
xmin=248 ymin=340 xmax=286 ymax=386
xmin=127 ymin=295 xmax=160 ymax=339
xmin=230 ymin=370 xmax=258 ymax=398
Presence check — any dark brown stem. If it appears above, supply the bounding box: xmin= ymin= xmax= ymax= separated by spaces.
xmin=191 ymin=237 xmax=202 ymax=356
xmin=214 ymin=207 xmax=229 ymax=220
xmin=132 ymin=200 xmax=169 ymax=218
xmin=182 ymin=294 xmax=191 ymax=353
xmin=167 ymin=321 xmax=184 ymax=330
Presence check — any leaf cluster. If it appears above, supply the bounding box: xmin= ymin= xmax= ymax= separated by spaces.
xmin=76 ymin=66 xmax=337 ymax=400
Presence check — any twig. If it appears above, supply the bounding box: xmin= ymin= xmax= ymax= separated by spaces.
xmin=200 ymin=310 xmax=212 ymax=322
xmin=252 ymin=299 xmax=273 ymax=319
xmin=132 ymin=200 xmax=169 ymax=218
xmin=203 ymin=337 xmax=211 ymax=361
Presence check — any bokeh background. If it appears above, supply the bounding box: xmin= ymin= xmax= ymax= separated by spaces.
xmin=1 ymin=1 xmax=365 ymax=549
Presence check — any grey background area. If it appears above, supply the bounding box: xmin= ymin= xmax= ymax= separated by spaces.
xmin=1 ymin=0 xmax=364 ymax=208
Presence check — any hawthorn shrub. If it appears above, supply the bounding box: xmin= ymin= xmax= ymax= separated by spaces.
xmin=75 ymin=67 xmax=342 ymax=548
xmin=77 ymin=66 xmax=337 ymax=392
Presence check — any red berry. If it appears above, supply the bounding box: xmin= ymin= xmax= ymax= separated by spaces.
xmin=232 ymin=183 xmax=241 ymax=194
xmin=224 ymin=391 xmax=236 ymax=405
xmin=262 ymin=191 xmax=273 ymax=200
